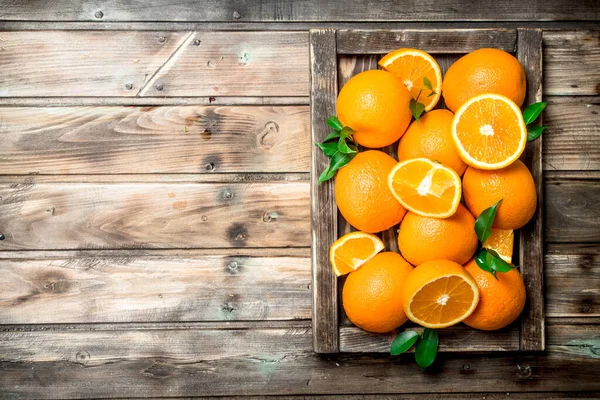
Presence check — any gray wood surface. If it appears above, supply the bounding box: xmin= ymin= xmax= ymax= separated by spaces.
xmin=0 ymin=106 xmax=309 ymax=174
xmin=0 ymin=182 xmax=310 ymax=249
xmin=1 ymin=0 xmax=598 ymax=21
xmin=309 ymin=29 xmax=339 ymax=354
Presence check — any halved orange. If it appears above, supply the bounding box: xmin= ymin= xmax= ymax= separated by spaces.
xmin=330 ymin=231 xmax=385 ymax=277
xmin=451 ymin=93 xmax=527 ymax=170
xmin=402 ymin=260 xmax=480 ymax=329
xmin=379 ymin=48 xmax=442 ymax=111
xmin=388 ymin=158 xmax=462 ymax=219
xmin=483 ymin=229 xmax=514 ymax=263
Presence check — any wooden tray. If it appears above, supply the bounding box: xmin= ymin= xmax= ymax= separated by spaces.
xmin=310 ymin=28 xmax=544 ymax=354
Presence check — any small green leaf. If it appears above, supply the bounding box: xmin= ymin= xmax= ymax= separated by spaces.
xmin=338 ymin=137 xmax=358 ymax=154
xmin=475 ymin=249 xmax=498 ymax=279
xmin=326 ymin=116 xmax=343 ymax=131
xmin=315 ymin=141 xmax=339 ymax=157
xmin=184 ymin=126 xmax=188 ymax=132
xmin=322 ymin=131 xmax=341 ymax=142
xmin=423 ymin=77 xmax=433 ymax=90
xmin=318 ymin=151 xmax=355 ymax=183
xmin=527 ymin=125 xmax=546 ymax=141
xmin=409 ymin=99 xmax=426 ymax=124
xmin=339 ymin=126 xmax=354 ymax=139
xmin=523 ymin=102 xmax=547 ymax=125
xmin=426 ymin=91 xmax=437 ymax=98
xmin=390 ymin=330 xmax=420 ymax=356
xmin=474 ymin=199 xmax=503 ymax=243
xmin=486 ymin=249 xmax=515 ymax=273
xmin=415 ymin=328 xmax=438 ymax=369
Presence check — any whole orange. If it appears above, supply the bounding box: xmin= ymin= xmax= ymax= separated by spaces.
xmin=336 ymin=150 xmax=407 ymax=233
xmin=397 ymin=109 xmax=467 ymax=176
xmin=442 ymin=48 xmax=526 ymax=113
xmin=462 ymin=160 xmax=537 ymax=230
xmin=398 ymin=204 xmax=478 ymax=266
xmin=463 ymin=258 xmax=526 ymax=330
xmin=337 ymin=70 xmax=412 ymax=148
xmin=343 ymin=252 xmax=414 ymax=333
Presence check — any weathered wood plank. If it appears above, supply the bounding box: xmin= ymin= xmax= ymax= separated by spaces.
xmin=0 ymin=255 xmax=311 ymax=323
xmin=545 ymin=252 xmax=600 ymax=317
xmin=0 ymin=106 xmax=310 ymax=174
xmin=340 ymin=325 xmax=519 ymax=353
xmin=517 ymin=28 xmax=545 ymax=352
xmin=543 ymin=99 xmax=600 ymax=171
xmin=0 ymin=97 xmax=310 ymax=106
xmin=1 ymin=323 xmax=599 ymax=398
xmin=154 ymin=394 xmax=600 ymax=400
xmin=545 ymin=179 xmax=600 ymax=243
xmin=543 ymin=30 xmax=600 ymax=96
xmin=0 ymin=182 xmax=310 ymax=250
xmin=310 ymin=29 xmax=339 ymax=354
xmin=0 ymin=31 xmax=308 ymax=98
xmin=138 ymin=31 xmax=309 ymax=97
xmin=1 ymin=0 xmax=598 ymax=22
xmin=337 ymin=29 xmax=517 ymax=54
xmin=0 ymin=31 xmax=190 ymax=97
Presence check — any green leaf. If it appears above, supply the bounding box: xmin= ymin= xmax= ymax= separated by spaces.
xmin=338 ymin=137 xmax=358 ymax=154
xmin=318 ymin=151 xmax=355 ymax=183
xmin=390 ymin=330 xmax=420 ymax=356
xmin=475 ymin=249 xmax=497 ymax=279
xmin=409 ymin=99 xmax=426 ymax=124
xmin=326 ymin=116 xmax=343 ymax=131
xmin=523 ymin=102 xmax=547 ymax=125
xmin=486 ymin=249 xmax=515 ymax=273
xmin=322 ymin=131 xmax=341 ymax=143
xmin=315 ymin=141 xmax=339 ymax=157
xmin=527 ymin=125 xmax=547 ymax=141
xmin=423 ymin=77 xmax=437 ymax=94
xmin=415 ymin=328 xmax=438 ymax=369
xmin=474 ymin=199 xmax=503 ymax=243
xmin=339 ymin=126 xmax=354 ymax=139
xmin=184 ymin=126 xmax=188 ymax=132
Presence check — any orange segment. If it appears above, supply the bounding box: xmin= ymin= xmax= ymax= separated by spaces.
xmin=379 ymin=48 xmax=442 ymax=111
xmin=388 ymin=158 xmax=461 ymax=218
xmin=402 ymin=260 xmax=480 ymax=329
xmin=482 ymin=229 xmax=514 ymax=263
xmin=329 ymin=231 xmax=385 ymax=276
xmin=452 ymin=93 xmax=527 ymax=170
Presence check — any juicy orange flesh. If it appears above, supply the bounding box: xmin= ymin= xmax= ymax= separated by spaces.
xmin=409 ymin=276 xmax=476 ymax=325
xmin=390 ymin=161 xmax=458 ymax=215
xmin=483 ymin=229 xmax=514 ymax=262
xmin=383 ymin=54 xmax=439 ymax=108
xmin=455 ymin=98 xmax=522 ymax=164
xmin=333 ymin=236 xmax=380 ymax=274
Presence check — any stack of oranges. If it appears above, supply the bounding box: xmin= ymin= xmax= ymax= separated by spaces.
xmin=329 ymin=48 xmax=536 ymax=333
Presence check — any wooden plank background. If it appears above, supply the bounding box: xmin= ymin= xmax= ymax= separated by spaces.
xmin=0 ymin=4 xmax=599 ymax=398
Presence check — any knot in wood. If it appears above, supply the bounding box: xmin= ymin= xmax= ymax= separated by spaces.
xmin=259 ymin=121 xmax=279 ymax=149
xmin=516 ymin=364 xmax=532 ymax=378
xmin=75 ymin=350 xmax=91 ymax=365
xmin=262 ymin=211 xmax=279 ymax=222
xmin=205 ymin=162 xmax=215 ymax=171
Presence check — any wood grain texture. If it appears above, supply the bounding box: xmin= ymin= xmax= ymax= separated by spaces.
xmin=543 ymin=99 xmax=600 ymax=171
xmin=340 ymin=325 xmax=519 ymax=353
xmin=545 ymin=179 xmax=600 ymax=243
xmin=543 ymin=30 xmax=600 ymax=96
xmin=1 ymin=0 xmax=598 ymax=21
xmin=0 ymin=31 xmax=190 ymax=97
xmin=545 ymin=251 xmax=600 ymax=317
xmin=0 ymin=106 xmax=310 ymax=174
xmin=337 ymin=29 xmax=517 ymax=54
xmin=1 ymin=323 xmax=599 ymax=398
xmin=0 ymin=255 xmax=310 ymax=323
xmin=138 ymin=31 xmax=309 ymax=97
xmin=0 ymin=31 xmax=308 ymax=98
xmin=310 ymin=29 xmax=339 ymax=354
xmin=517 ymin=28 xmax=545 ymax=351
xmin=0 ymin=181 xmax=310 ymax=250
